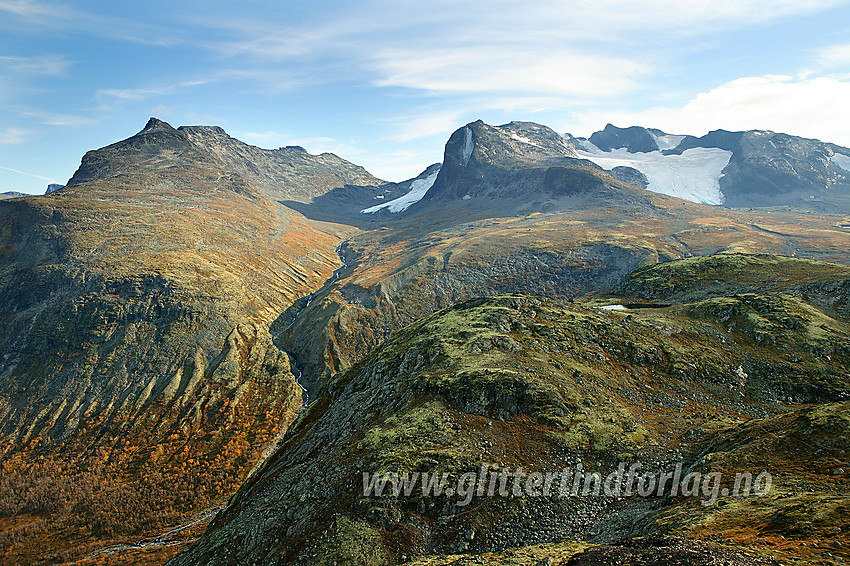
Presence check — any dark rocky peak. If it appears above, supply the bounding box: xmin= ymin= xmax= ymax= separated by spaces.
xmin=589 ymin=124 xmax=659 ymax=153
xmin=437 ymin=120 xmax=577 ymax=172
xmin=178 ymin=124 xmax=228 ymax=137
xmin=140 ymin=116 xmax=177 ymax=133
xmin=672 ymin=129 xmax=745 ymax=154
xmin=669 ymin=128 xmax=850 ymax=207
xmin=420 ymin=120 xmax=635 ymax=209
xmin=65 ymin=118 xmax=213 ymax=189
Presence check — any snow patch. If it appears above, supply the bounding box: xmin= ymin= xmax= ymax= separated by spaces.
xmin=461 ymin=127 xmax=474 ymax=166
xmin=832 ymin=153 xmax=850 ymax=172
xmin=577 ymin=142 xmax=732 ymax=205
xmin=510 ymin=132 xmax=543 ymax=148
xmin=361 ymin=168 xmax=441 ymax=213
xmin=596 ymin=304 xmax=628 ymax=310
xmin=651 ymin=132 xmax=685 ymax=151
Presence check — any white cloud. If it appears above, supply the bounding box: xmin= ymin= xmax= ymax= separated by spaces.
xmin=0 ymin=127 xmax=29 ymax=144
xmin=192 ymin=0 xmax=848 ymax=102
xmin=95 ymin=80 xmax=209 ymax=105
xmin=386 ymin=110 xmax=467 ymax=142
xmin=373 ymin=49 xmax=647 ymax=98
xmin=0 ymin=0 xmax=182 ymax=45
xmin=0 ymin=54 xmax=70 ymax=75
xmin=563 ymin=75 xmax=850 ymax=146
xmin=819 ymin=43 xmax=850 ymax=68
xmin=533 ymin=0 xmax=848 ymax=34
xmin=21 ymin=110 xmax=92 ymax=126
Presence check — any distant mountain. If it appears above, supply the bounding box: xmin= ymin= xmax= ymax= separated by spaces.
xmin=340 ymin=120 xmax=850 ymax=214
xmin=67 ymin=117 xmax=383 ymax=202
xmin=576 ymin=124 xmax=850 ymax=208
xmin=413 ymin=120 xmax=660 ymax=217
xmin=0 ymin=191 xmax=27 ymax=199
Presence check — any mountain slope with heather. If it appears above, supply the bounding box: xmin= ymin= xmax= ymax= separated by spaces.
xmin=169 ymin=255 xmax=850 ymax=566
xmin=0 ymin=119 xmax=379 ymax=565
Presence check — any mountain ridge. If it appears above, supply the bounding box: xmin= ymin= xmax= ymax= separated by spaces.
xmin=1 ymin=117 xmax=850 ymax=565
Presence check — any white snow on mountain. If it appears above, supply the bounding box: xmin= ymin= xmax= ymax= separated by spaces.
xmin=510 ymin=132 xmax=543 ymax=148
xmin=832 ymin=153 xmax=850 ymax=172
xmin=576 ymin=142 xmax=732 ymax=205
xmin=651 ymin=132 xmax=685 ymax=151
xmin=461 ymin=127 xmax=474 ymax=166
xmin=361 ymin=168 xmax=441 ymax=213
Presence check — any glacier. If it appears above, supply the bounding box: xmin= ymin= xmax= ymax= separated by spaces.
xmin=576 ymin=141 xmax=732 ymax=205
xmin=361 ymin=168 xmax=441 ymax=214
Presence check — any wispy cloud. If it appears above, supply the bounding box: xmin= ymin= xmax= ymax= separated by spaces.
xmin=385 ymin=109 xmax=467 ymax=142
xmin=0 ymin=54 xmax=70 ymax=75
xmin=189 ymin=0 xmax=847 ymax=105
xmin=819 ymin=43 xmax=850 ymax=68
xmin=0 ymin=127 xmax=30 ymax=144
xmin=373 ymin=49 xmax=646 ymax=98
xmin=0 ymin=0 xmax=182 ymax=45
xmin=20 ymin=110 xmax=93 ymax=126
xmin=95 ymin=80 xmax=210 ymax=106
xmin=0 ymin=163 xmax=56 ymax=182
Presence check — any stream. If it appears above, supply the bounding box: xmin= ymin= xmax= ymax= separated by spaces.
xmin=83 ymin=503 xmax=227 ymax=559
xmin=274 ymin=239 xmax=349 ymax=405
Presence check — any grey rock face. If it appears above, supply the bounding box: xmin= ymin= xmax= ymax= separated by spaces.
xmin=589 ymin=124 xmax=659 ymax=153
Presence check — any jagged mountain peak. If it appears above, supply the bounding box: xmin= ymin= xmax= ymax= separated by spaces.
xmin=140 ymin=116 xmax=177 ymax=133
xmin=589 ymin=124 xmax=667 ymax=153
xmin=65 ymin=118 xmax=383 ymax=203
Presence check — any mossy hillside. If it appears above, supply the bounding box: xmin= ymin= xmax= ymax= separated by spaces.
xmin=684 ymin=293 xmax=850 ymax=398
xmin=276 ymin=209 xmax=685 ymax=400
xmin=620 ymin=253 xmax=850 ymax=303
xmin=642 ymin=402 xmax=850 ymax=565
xmin=169 ymin=290 xmax=850 ymax=566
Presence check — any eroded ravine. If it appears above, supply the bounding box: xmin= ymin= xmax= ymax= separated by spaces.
xmin=273 ymin=239 xmax=351 ymax=400
xmin=80 ymin=239 xmax=353 ymax=561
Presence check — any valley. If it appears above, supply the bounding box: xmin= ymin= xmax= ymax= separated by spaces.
xmin=0 ymin=118 xmax=848 ymax=565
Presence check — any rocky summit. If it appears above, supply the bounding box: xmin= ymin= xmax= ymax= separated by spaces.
xmin=1 ymin=118 xmax=849 ymax=566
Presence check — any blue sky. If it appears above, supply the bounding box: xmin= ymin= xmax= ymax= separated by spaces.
xmin=2 ymin=0 xmax=850 ymax=194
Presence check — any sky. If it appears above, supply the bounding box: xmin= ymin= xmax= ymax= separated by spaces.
xmin=2 ymin=0 xmax=850 ymax=194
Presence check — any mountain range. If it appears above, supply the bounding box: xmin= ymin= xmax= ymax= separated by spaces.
xmin=0 ymin=118 xmax=848 ymax=566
